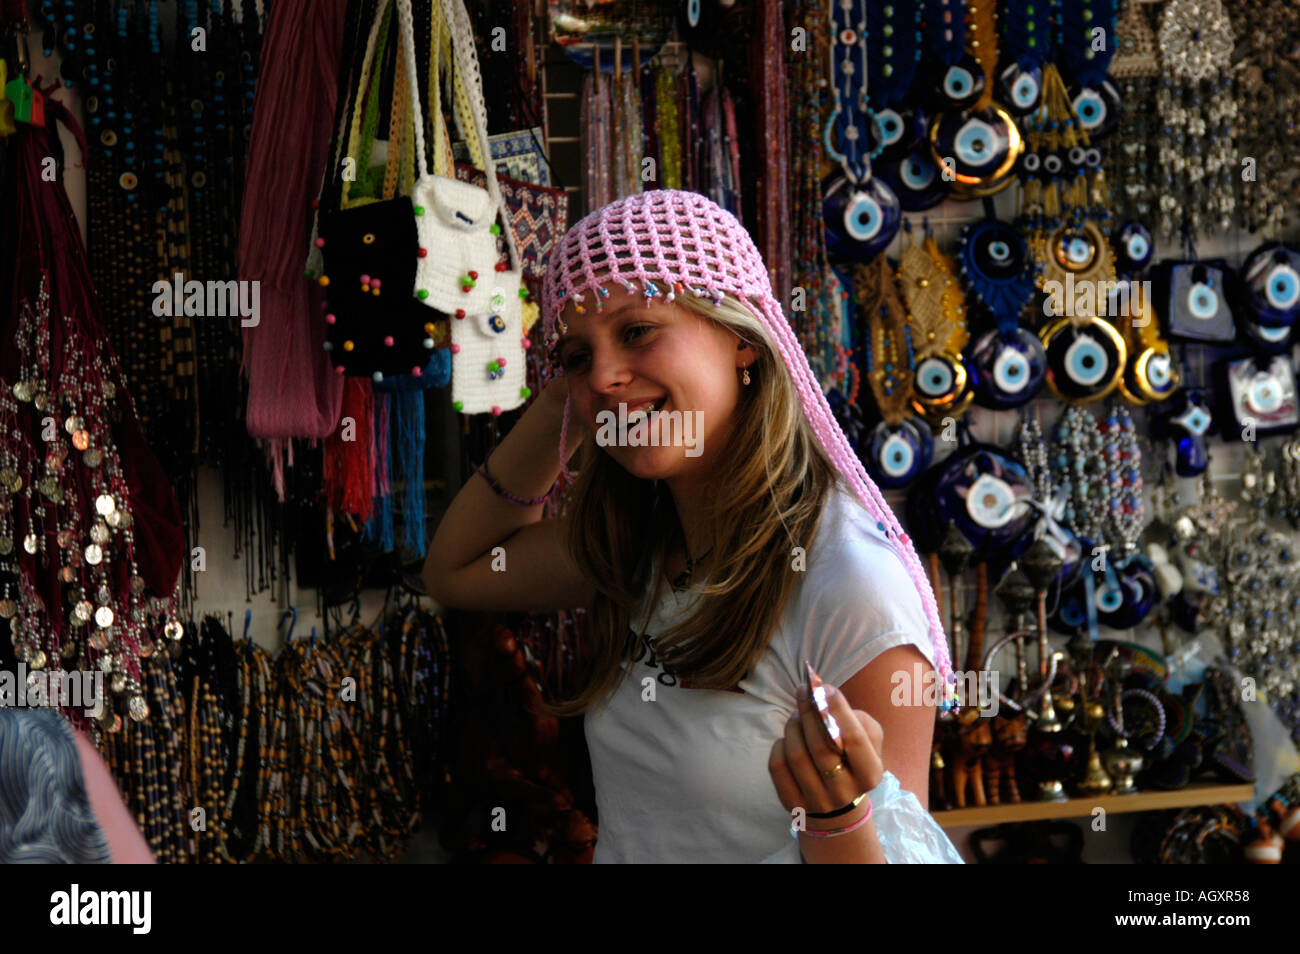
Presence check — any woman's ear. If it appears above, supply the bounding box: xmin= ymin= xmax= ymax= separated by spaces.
xmin=735 ymin=339 xmax=758 ymax=370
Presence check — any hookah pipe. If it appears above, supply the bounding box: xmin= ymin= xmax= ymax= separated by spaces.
xmin=931 ymin=522 xmax=974 ymax=809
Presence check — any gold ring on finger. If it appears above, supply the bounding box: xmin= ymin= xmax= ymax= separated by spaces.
xmin=820 ymin=761 xmax=847 ymax=780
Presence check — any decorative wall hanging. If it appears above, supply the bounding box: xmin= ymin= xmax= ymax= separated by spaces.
xmin=1155 ymin=0 xmax=1237 ymax=239
xmin=1156 ymin=259 xmax=1238 ymax=343
xmin=1106 ymin=0 xmax=1161 ymax=224
xmin=822 ymin=0 xmax=902 ymax=262
xmin=851 ymin=254 xmax=933 ymax=488
xmin=1220 ymin=353 xmax=1300 ymax=437
xmin=1224 ymin=0 xmax=1300 ymax=235
xmin=926 ymin=0 xmax=1024 ymax=198
xmin=897 ymin=230 xmax=974 ymax=419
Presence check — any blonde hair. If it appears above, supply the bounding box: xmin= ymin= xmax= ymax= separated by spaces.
xmin=546 ymin=292 xmax=839 ymax=717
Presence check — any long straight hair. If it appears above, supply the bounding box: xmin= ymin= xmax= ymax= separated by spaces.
xmin=546 ymin=292 xmax=840 ymax=717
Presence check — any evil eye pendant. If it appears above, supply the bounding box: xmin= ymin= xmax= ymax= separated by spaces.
xmin=822 ymin=173 xmax=902 ymax=263
xmin=911 ymin=352 xmax=968 ymax=412
xmin=961 ymin=473 xmax=1025 ymax=529
xmin=1068 ymin=81 xmax=1122 ymax=138
xmin=968 ymin=327 xmax=1047 ymax=409
xmin=875 ymin=147 xmax=947 ymax=212
xmin=864 ymin=417 xmax=933 ymax=489
xmin=873 ymin=108 xmax=927 ymax=160
xmin=927 ymin=104 xmax=1024 ymax=198
xmin=934 ymin=54 xmax=986 ymax=110
xmin=1241 ymin=242 xmax=1300 ymax=327
xmin=1114 ymin=222 xmax=1154 ymax=275
xmin=998 ymin=62 xmax=1043 ymax=115
xmin=1040 ymin=317 xmax=1126 ymax=403
xmin=1128 ymin=346 xmax=1180 ymax=403
xmin=1051 ymin=227 xmax=1099 ymax=273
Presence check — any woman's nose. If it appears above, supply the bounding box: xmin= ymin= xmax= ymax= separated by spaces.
xmin=586 ymin=347 xmax=633 ymax=394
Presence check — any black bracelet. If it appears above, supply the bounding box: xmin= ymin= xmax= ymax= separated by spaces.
xmin=806 ymin=791 xmax=870 ymax=820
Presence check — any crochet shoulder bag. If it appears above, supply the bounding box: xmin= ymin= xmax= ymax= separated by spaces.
xmin=408 ymin=0 xmax=528 ymax=415
xmin=313 ymin=0 xmax=434 ymax=382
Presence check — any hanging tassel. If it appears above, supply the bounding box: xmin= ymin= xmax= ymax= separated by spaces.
xmin=391 ymin=390 xmax=427 ymax=557
xmin=364 ymin=392 xmax=396 ymax=552
xmin=323 ymin=379 xmax=375 ymax=521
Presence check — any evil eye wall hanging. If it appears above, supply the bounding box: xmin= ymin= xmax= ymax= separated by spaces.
xmin=967 ymin=326 xmax=1047 ymax=409
xmin=1239 ymin=317 xmax=1295 ymax=354
xmin=1039 ymin=316 xmax=1127 ymax=403
xmin=822 ymin=0 xmax=902 ymax=261
xmin=1157 ymin=260 xmax=1237 ymax=342
xmin=1067 ymin=80 xmax=1122 ymax=138
xmin=958 ymin=219 xmax=1038 ymax=320
xmin=933 ymin=54 xmax=987 ymax=110
xmin=927 ymin=103 xmax=1024 ymax=198
xmin=1221 ymin=354 xmax=1300 ymax=437
xmin=822 ymin=172 xmax=902 ymax=263
xmin=871 ymin=108 xmax=928 ymax=161
xmin=998 ymin=62 xmax=1044 ymax=115
xmin=904 ymin=421 xmax=1034 ymax=559
xmin=1114 ymin=281 xmax=1180 ymax=405
xmin=1240 ymin=242 xmax=1300 ymax=327
xmin=875 ymin=148 xmax=947 ymax=212
xmin=1113 ymin=221 xmax=1155 ymax=276
xmin=1151 ymin=388 xmax=1214 ymax=477
xmin=864 ymin=416 xmax=934 ymax=489
xmin=911 ymin=352 xmax=970 ymax=414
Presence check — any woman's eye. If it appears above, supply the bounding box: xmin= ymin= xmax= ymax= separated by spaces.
xmin=561 ymin=351 xmax=589 ymax=371
xmin=624 ymin=324 xmax=654 ymax=342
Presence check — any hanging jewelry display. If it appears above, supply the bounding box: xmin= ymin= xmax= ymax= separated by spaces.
xmin=897 ymin=227 xmax=974 ymax=420
xmin=789 ymin=0 xmax=851 ymax=392
xmin=1155 ymin=0 xmax=1237 ymax=239
xmin=1225 ymin=0 xmax=1300 ymax=235
xmin=752 ymin=0 xmax=789 ymax=301
xmin=852 ymin=253 xmax=933 ymax=488
xmin=1221 ymin=453 xmax=1300 ymax=744
xmin=1106 ymin=0 xmax=1161 ymax=223
xmin=581 ymin=59 xmax=614 ymax=210
xmin=822 ymin=0 xmax=902 ymax=262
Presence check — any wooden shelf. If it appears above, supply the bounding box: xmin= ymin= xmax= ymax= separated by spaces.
xmin=932 ymin=782 xmax=1257 ymax=829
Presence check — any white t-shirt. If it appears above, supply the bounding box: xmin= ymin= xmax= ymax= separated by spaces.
xmin=584 ymin=482 xmax=940 ymax=863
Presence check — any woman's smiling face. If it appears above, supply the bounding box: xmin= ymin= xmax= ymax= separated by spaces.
xmin=554 ymin=283 xmax=756 ymax=482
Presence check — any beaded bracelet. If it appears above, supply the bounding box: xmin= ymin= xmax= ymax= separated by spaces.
xmin=792 ymin=796 xmax=873 ymax=839
xmin=475 ymin=451 xmax=557 ymax=508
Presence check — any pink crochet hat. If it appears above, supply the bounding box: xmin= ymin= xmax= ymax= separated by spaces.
xmin=541 ymin=189 xmax=955 ymax=703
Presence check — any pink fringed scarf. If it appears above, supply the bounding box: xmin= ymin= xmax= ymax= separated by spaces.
xmin=238 ymin=0 xmax=350 ymax=495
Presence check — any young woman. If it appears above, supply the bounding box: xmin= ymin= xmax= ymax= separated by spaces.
xmin=425 ymin=190 xmax=963 ymax=863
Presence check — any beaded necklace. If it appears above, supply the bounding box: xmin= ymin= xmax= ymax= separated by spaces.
xmin=789 ymin=0 xmax=851 ymax=393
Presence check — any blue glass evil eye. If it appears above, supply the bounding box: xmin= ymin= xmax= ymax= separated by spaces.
xmin=916 ymin=357 xmax=956 ymax=398
xmin=993 ymin=347 xmax=1030 ymax=393
xmin=1146 ymin=353 xmax=1173 ymax=390
xmin=944 ymin=66 xmax=975 ymax=101
xmin=954 ymin=117 xmax=997 ymax=168
xmin=879 ymin=433 xmax=915 ymax=478
xmin=1064 ymin=335 xmax=1109 ymax=386
xmin=1173 ymin=404 xmax=1212 ymax=436
xmin=901 ymin=155 xmax=936 ymax=189
xmin=1072 ymin=88 xmax=1107 ymax=131
xmin=843 ymin=191 xmax=884 ymax=241
xmin=1188 ymin=283 xmax=1220 ymax=319
xmin=1095 ymin=583 xmax=1123 ymax=612
xmin=1266 ymin=264 xmax=1300 ymax=311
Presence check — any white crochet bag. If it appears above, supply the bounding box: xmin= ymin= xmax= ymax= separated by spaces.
xmin=400 ymin=0 xmax=527 ymax=415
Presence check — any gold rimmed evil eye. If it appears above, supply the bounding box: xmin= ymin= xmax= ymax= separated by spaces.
xmin=362 ymin=233 xmax=376 ymax=245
